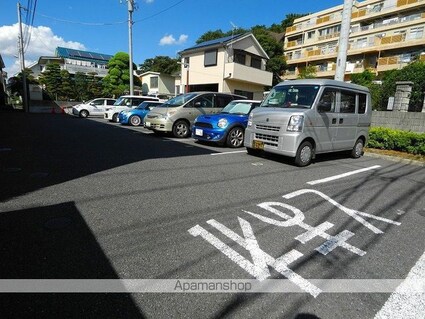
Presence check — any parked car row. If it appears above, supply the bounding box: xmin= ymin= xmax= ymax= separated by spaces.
xmin=72 ymin=79 xmax=373 ymax=166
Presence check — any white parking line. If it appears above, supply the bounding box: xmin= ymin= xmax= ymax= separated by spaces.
xmin=211 ymin=150 xmax=247 ymax=156
xmin=374 ymin=250 xmax=425 ymax=319
xmin=307 ymin=165 xmax=381 ymax=185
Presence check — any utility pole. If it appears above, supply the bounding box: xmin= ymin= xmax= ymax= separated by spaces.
xmin=334 ymin=0 xmax=354 ymax=81
xmin=17 ymin=2 xmax=28 ymax=112
xmin=127 ymin=0 xmax=134 ymax=95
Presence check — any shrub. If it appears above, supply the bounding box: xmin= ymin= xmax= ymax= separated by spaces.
xmin=368 ymin=127 xmax=425 ymax=155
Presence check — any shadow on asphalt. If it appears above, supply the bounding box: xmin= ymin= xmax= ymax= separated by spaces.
xmin=0 ymin=201 xmax=144 ymax=318
xmin=0 ymin=113 xmax=214 ymax=202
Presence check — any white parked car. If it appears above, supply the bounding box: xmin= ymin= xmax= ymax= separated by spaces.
xmin=72 ymin=98 xmax=116 ymax=118
xmin=104 ymin=95 xmax=159 ymax=122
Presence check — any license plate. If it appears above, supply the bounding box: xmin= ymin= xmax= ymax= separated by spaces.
xmin=145 ymin=122 xmax=151 ymax=127
xmin=195 ymin=129 xmax=203 ymax=136
xmin=252 ymin=140 xmax=264 ymax=150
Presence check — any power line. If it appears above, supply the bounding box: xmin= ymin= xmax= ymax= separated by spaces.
xmin=31 ymin=0 xmax=185 ymax=26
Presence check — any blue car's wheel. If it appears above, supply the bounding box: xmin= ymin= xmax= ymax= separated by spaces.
xmin=129 ymin=115 xmax=141 ymax=126
xmin=226 ymin=127 xmax=244 ymax=148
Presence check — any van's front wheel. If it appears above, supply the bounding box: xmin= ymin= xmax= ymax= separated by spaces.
xmin=351 ymin=138 xmax=364 ymax=158
xmin=295 ymin=141 xmax=313 ymax=167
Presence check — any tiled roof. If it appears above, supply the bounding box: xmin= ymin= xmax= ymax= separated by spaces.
xmin=180 ymin=34 xmax=245 ymax=52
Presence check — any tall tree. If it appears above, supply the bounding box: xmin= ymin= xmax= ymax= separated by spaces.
xmin=138 ymin=56 xmax=179 ymax=75
xmin=103 ymin=52 xmax=140 ymax=97
xmin=59 ymin=70 xmax=74 ymax=101
xmin=38 ymin=63 xmax=62 ymax=100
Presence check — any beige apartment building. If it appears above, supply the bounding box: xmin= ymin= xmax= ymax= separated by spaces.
xmin=283 ymin=0 xmax=425 ymax=80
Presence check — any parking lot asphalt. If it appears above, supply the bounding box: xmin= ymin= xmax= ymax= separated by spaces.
xmin=0 ymin=113 xmax=424 ymax=318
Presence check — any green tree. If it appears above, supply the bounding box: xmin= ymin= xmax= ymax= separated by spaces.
xmin=74 ymin=72 xmax=89 ymax=101
xmin=86 ymin=72 xmax=103 ymax=99
xmin=280 ymin=13 xmax=308 ymax=30
xmin=138 ymin=56 xmax=179 ymax=75
xmin=196 ymin=30 xmax=226 ymax=44
xmin=103 ymin=52 xmax=139 ymax=97
xmin=297 ymin=65 xmax=317 ymax=79
xmin=59 ymin=70 xmax=74 ymax=100
xmin=351 ymin=69 xmax=383 ymax=111
xmin=38 ymin=63 xmax=62 ymax=100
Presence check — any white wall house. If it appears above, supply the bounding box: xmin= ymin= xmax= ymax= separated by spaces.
xmin=138 ymin=71 xmax=176 ymax=96
xmin=179 ymin=33 xmax=273 ymax=100
xmin=27 ymin=47 xmax=113 ymax=79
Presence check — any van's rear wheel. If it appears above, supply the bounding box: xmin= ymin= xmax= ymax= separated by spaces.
xmin=351 ymin=138 xmax=364 ymax=158
xmin=295 ymin=141 xmax=313 ymax=167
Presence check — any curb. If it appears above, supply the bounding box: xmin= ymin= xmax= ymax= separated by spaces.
xmin=364 ymin=152 xmax=425 ymax=167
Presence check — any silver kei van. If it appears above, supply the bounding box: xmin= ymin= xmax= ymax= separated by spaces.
xmin=244 ymin=79 xmax=372 ymax=166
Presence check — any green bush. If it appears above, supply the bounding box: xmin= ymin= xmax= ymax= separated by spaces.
xmin=368 ymin=127 xmax=425 ymax=155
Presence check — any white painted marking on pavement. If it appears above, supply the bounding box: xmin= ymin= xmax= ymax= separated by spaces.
xmin=283 ymin=189 xmax=401 ymax=234
xmin=243 ymin=202 xmax=366 ymax=256
xmin=375 ymin=250 xmax=425 ymax=319
xmin=307 ymin=165 xmax=381 ymax=185
xmin=211 ymin=150 xmax=247 ymax=156
xmin=189 ymin=218 xmax=322 ymax=297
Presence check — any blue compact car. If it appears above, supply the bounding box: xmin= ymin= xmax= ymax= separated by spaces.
xmin=192 ymin=100 xmax=261 ymax=147
xmin=119 ymin=101 xmax=163 ymax=126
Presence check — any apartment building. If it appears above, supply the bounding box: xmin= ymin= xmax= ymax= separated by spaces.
xmin=283 ymin=0 xmax=425 ymax=80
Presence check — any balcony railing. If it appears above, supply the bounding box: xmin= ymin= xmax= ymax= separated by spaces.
xmin=286 ymin=0 xmax=425 ymax=34
xmin=224 ymin=62 xmax=272 ymax=86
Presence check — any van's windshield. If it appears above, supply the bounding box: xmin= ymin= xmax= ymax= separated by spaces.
xmin=261 ymin=85 xmax=320 ymax=109
xmin=159 ymin=93 xmax=198 ymax=107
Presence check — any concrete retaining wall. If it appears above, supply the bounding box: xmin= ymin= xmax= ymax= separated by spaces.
xmin=372 ymin=111 xmax=425 ymax=133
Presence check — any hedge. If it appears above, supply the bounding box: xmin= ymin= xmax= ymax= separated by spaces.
xmin=367 ymin=127 xmax=425 ymax=155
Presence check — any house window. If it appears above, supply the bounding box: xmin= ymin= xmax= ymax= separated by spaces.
xmin=234 ymin=50 xmax=246 ymax=65
xmin=204 ymin=49 xmax=217 ymax=67
xmin=251 ymin=57 xmax=261 ymax=69
xmin=150 ymin=76 xmax=158 ymax=89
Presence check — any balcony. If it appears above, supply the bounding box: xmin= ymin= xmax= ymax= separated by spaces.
xmin=224 ymin=62 xmax=272 ymax=86
xmin=285 ymin=0 xmax=425 ymax=35
xmin=64 ymin=64 xmax=109 ymax=77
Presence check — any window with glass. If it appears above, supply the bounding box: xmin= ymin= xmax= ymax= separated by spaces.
xmin=234 ymin=50 xmax=246 ymax=65
xmin=215 ymin=95 xmax=233 ymax=108
xmin=188 ymin=94 xmax=214 ymax=108
xmin=318 ymin=88 xmax=337 ymax=113
xmin=150 ymin=76 xmax=158 ymax=89
xmin=251 ymin=56 xmax=261 ymax=69
xmin=358 ymin=93 xmax=367 ymax=114
xmin=261 ymin=85 xmax=320 ymax=109
xmin=204 ymin=49 xmax=217 ymax=67
xmin=340 ymin=91 xmax=356 ymax=113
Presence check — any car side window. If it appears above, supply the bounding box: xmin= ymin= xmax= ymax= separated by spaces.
xmin=107 ymin=100 xmax=115 ymax=105
xmin=191 ymin=94 xmax=214 ymax=108
xmin=318 ymin=88 xmax=337 ymax=113
xmin=92 ymin=99 xmax=103 ymax=106
xmin=340 ymin=90 xmax=356 ymax=113
xmin=215 ymin=95 xmax=233 ymax=108
xmin=358 ymin=93 xmax=367 ymax=114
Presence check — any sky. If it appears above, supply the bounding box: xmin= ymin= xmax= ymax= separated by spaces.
xmin=1 ymin=0 xmax=345 ymax=77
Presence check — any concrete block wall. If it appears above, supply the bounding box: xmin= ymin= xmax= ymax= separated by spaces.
xmin=371 ymin=111 xmax=425 ymax=133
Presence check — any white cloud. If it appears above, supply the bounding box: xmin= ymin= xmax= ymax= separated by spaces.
xmin=0 ymin=23 xmax=85 ymax=75
xmin=159 ymin=34 xmax=188 ymax=46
